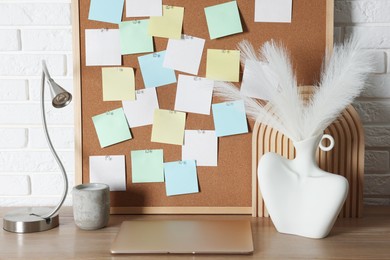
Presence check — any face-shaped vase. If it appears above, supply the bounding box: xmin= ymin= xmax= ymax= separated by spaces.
xmin=258 ymin=134 xmax=348 ymax=239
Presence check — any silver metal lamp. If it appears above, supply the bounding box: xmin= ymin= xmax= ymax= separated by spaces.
xmin=3 ymin=60 xmax=72 ymax=233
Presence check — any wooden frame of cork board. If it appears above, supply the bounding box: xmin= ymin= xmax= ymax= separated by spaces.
xmin=72 ymin=0 xmax=334 ymax=214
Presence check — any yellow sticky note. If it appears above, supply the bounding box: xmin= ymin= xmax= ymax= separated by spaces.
xmin=148 ymin=5 xmax=184 ymax=39
xmin=102 ymin=67 xmax=135 ymax=101
xmin=151 ymin=109 xmax=186 ymax=145
xmin=206 ymin=49 xmax=240 ymax=82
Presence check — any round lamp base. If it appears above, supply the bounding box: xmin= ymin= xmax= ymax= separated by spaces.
xmin=3 ymin=207 xmax=59 ymax=233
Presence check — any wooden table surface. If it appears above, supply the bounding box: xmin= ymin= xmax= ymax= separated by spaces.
xmin=1 ymin=206 xmax=390 ymax=259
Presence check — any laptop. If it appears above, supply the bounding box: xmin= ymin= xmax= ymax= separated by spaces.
xmin=110 ymin=219 xmax=254 ymax=254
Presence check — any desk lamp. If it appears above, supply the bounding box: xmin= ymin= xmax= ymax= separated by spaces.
xmin=3 ymin=60 xmax=72 ymax=233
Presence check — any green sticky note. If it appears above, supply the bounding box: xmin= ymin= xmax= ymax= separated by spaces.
xmin=92 ymin=108 xmax=132 ymax=148
xmin=204 ymin=1 xmax=243 ymax=39
xmin=131 ymin=149 xmax=164 ymax=183
xmin=102 ymin=67 xmax=135 ymax=101
xmin=148 ymin=5 xmax=184 ymax=39
xmin=119 ymin=20 xmax=153 ymax=54
xmin=206 ymin=49 xmax=240 ymax=82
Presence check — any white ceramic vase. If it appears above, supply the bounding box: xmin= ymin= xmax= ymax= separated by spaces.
xmin=258 ymin=134 xmax=348 ymax=239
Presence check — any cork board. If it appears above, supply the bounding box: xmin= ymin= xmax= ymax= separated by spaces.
xmin=73 ymin=0 xmax=334 ymax=214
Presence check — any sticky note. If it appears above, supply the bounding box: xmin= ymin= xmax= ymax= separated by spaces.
xmin=163 ymin=35 xmax=205 ymax=75
xmin=204 ymin=1 xmax=243 ymax=39
xmin=85 ymin=29 xmax=121 ymax=66
xmin=122 ymin=88 xmax=159 ymax=128
xmin=126 ymin=0 xmax=162 ymax=17
xmin=92 ymin=108 xmax=132 ymax=148
xmin=206 ymin=49 xmax=240 ymax=82
xmin=174 ymin=75 xmax=213 ymax=115
xmin=240 ymin=60 xmax=279 ymax=100
xmin=119 ymin=20 xmax=153 ymax=55
xmin=102 ymin=67 xmax=135 ymax=101
xmin=164 ymin=160 xmax=199 ymax=196
xmin=182 ymin=130 xmax=218 ymax=166
xmin=151 ymin=109 xmax=186 ymax=145
xmin=88 ymin=0 xmax=124 ymax=24
xmin=255 ymin=0 xmax=292 ymax=23
xmin=89 ymin=155 xmax=126 ymax=191
xmin=212 ymin=100 xmax=248 ymax=137
xmin=148 ymin=5 xmax=184 ymax=39
xmin=138 ymin=51 xmax=176 ymax=88
xmin=131 ymin=149 xmax=164 ymax=183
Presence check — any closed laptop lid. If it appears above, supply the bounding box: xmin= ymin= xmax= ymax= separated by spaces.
xmin=110 ymin=219 xmax=253 ymax=254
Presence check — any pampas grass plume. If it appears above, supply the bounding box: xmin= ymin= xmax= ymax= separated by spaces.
xmin=213 ymin=36 xmax=373 ymax=142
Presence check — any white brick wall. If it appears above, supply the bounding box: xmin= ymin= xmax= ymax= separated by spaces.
xmin=0 ymin=175 xmax=30 ymax=196
xmin=0 ymin=30 xmax=20 ymax=51
xmin=362 ymin=74 xmax=390 ymax=97
xmin=0 ymin=128 xmax=28 ymax=148
xmin=0 ymin=79 xmax=28 ymax=100
xmin=1 ymin=0 xmax=390 ymax=207
xmin=337 ymin=0 xmax=390 ymax=205
xmin=0 ymin=54 xmax=66 ymax=76
xmin=0 ymin=0 xmax=73 ymax=207
xmin=0 ymin=3 xmax=71 ymax=26
xmin=21 ymin=29 xmax=72 ymax=51
xmin=335 ymin=0 xmax=390 ymax=23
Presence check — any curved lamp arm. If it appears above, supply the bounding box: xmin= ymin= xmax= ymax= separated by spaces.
xmin=38 ymin=61 xmax=71 ymax=219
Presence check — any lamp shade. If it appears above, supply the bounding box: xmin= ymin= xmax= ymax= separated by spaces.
xmin=47 ymin=78 xmax=72 ymax=108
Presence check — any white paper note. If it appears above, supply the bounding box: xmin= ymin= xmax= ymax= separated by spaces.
xmin=182 ymin=130 xmax=218 ymax=167
xmin=126 ymin=0 xmax=162 ymax=17
xmin=85 ymin=29 xmax=121 ymax=66
xmin=174 ymin=75 xmax=213 ymax=115
xmin=122 ymin=88 xmax=159 ymax=128
xmin=240 ymin=60 xmax=279 ymax=100
xmin=163 ymin=35 xmax=205 ymax=75
xmin=255 ymin=0 xmax=292 ymax=23
xmin=89 ymin=155 xmax=126 ymax=191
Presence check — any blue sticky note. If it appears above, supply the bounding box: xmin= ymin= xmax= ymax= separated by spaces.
xmin=89 ymin=0 xmax=124 ymax=24
xmin=138 ymin=51 xmax=176 ymax=88
xmin=164 ymin=160 xmax=199 ymax=196
xmin=212 ymin=100 xmax=248 ymax=137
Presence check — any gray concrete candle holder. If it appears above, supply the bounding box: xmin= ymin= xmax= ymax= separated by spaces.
xmin=72 ymin=183 xmax=110 ymax=230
